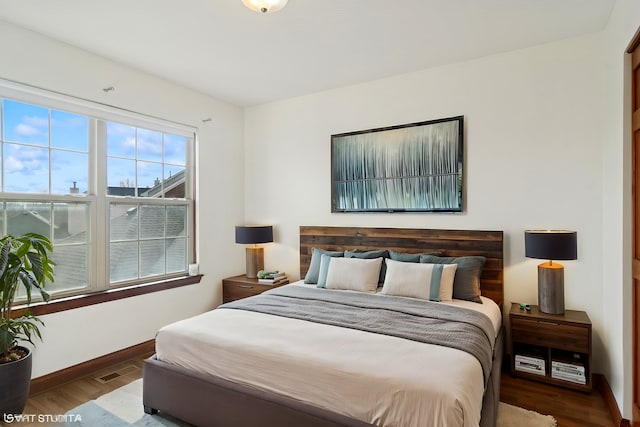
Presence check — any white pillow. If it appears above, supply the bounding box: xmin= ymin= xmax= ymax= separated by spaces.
xmin=325 ymin=257 xmax=383 ymax=292
xmin=381 ymin=259 xmax=457 ymax=301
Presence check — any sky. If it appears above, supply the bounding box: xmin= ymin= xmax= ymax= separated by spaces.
xmin=2 ymin=99 xmax=188 ymax=196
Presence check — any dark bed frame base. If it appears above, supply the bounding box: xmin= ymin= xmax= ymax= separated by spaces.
xmin=144 ymin=226 xmax=505 ymax=427
xmin=143 ymin=355 xmax=374 ymax=427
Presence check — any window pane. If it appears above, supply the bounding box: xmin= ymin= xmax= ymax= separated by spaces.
xmin=110 ymin=204 xmax=138 ymax=241
xmin=51 ymin=110 xmax=88 ymax=151
xmin=137 ymin=161 xmax=163 ymax=197
xmin=107 ymin=122 xmax=135 ymax=158
xmin=137 ymin=128 xmax=162 ymax=163
xmin=140 ymin=239 xmax=165 ymax=277
xmin=6 ymin=202 xmax=51 ymax=238
xmin=164 ymin=134 xmax=187 ymax=166
xmin=53 ymin=203 xmax=89 ymax=244
xmin=51 ymin=150 xmax=88 ymax=195
xmin=3 ymin=143 xmax=49 ymax=193
xmin=163 ymin=166 xmax=185 ymax=198
xmin=107 ymin=157 xmax=136 ymax=196
xmin=166 ymin=205 xmax=187 ymax=237
xmin=140 ymin=205 xmax=165 ymax=239
xmin=110 ymin=241 xmax=138 ymax=282
xmin=166 ymin=238 xmax=187 ymax=274
xmin=51 ymin=244 xmax=89 ymax=292
xmin=3 ymin=100 xmax=48 ymax=146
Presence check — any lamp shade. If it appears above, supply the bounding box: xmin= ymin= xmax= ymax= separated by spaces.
xmin=524 ymin=230 xmax=577 ymax=261
xmin=235 ymin=226 xmax=273 ymax=244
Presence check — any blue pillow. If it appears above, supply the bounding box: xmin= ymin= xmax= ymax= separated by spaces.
xmin=316 ymin=254 xmax=333 ymax=288
xmin=304 ymin=247 xmax=343 ymax=284
xmin=419 ymin=255 xmax=486 ymax=303
xmin=344 ymin=249 xmax=389 ymax=284
xmin=388 ymin=250 xmax=441 ymax=263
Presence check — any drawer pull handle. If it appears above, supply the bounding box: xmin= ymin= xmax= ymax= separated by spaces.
xmin=238 ymin=285 xmax=254 ymax=289
xmin=538 ymin=321 xmax=560 ymax=326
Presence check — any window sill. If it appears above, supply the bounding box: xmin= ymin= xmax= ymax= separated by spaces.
xmin=11 ymin=274 xmax=203 ymax=318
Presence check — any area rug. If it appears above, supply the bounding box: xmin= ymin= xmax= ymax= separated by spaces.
xmin=59 ymin=379 xmax=557 ymax=427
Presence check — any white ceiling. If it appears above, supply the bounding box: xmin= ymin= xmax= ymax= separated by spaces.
xmin=0 ymin=0 xmax=615 ymax=107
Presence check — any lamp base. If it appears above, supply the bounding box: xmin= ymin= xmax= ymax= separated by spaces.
xmin=538 ymin=262 xmax=564 ymax=315
xmin=245 ymin=247 xmax=264 ymax=279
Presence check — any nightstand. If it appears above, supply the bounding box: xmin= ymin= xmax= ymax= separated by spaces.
xmin=509 ymin=303 xmax=592 ymax=392
xmin=222 ymin=274 xmax=289 ymax=303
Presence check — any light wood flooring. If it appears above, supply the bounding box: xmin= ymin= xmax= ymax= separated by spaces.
xmin=8 ymin=356 xmax=617 ymax=426
xmin=7 ymin=354 xmax=151 ymax=426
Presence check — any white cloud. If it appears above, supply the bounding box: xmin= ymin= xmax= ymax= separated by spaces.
xmin=14 ymin=123 xmax=42 ymax=137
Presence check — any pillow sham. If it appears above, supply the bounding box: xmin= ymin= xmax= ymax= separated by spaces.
xmin=381 ymin=259 xmax=457 ymax=301
xmin=388 ymin=250 xmax=441 ymax=263
xmin=344 ymin=249 xmax=389 ymax=284
xmin=304 ymin=247 xmax=344 ymax=284
xmin=419 ymin=254 xmax=486 ymax=303
xmin=316 ymin=254 xmax=334 ymax=288
xmin=325 ymin=257 xmax=383 ymax=293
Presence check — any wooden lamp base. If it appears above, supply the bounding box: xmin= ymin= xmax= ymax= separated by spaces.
xmin=537 ymin=261 xmax=565 ymax=315
xmin=245 ymin=247 xmax=264 ymax=279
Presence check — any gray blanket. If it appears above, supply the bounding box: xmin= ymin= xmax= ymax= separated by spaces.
xmin=221 ymin=285 xmax=495 ymax=385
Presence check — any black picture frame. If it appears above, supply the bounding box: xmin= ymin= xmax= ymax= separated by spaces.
xmin=331 ymin=115 xmax=464 ymax=213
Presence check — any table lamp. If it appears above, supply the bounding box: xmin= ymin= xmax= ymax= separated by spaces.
xmin=524 ymin=230 xmax=577 ymax=315
xmin=235 ymin=225 xmax=273 ymax=278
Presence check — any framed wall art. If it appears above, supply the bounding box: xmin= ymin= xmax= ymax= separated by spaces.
xmin=331 ymin=115 xmax=463 ymax=213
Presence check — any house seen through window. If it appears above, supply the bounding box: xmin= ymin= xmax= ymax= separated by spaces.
xmin=0 ymin=92 xmax=195 ymax=301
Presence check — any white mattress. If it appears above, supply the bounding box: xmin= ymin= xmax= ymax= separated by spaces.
xmin=156 ymin=282 xmax=502 ymax=427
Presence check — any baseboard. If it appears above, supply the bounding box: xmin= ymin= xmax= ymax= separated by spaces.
xmin=593 ymin=373 xmax=631 ymax=427
xmin=29 ymin=339 xmax=155 ymax=396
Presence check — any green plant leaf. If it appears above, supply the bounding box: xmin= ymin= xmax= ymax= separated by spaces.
xmin=0 ymin=233 xmax=54 ymax=350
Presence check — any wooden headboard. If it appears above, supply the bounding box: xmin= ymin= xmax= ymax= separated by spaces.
xmin=300 ymin=226 xmax=504 ymax=307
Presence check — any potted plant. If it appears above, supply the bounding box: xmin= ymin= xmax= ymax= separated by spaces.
xmin=0 ymin=233 xmax=54 ymax=416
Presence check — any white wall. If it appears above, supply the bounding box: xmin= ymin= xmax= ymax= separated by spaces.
xmin=244 ymin=31 xmax=611 ymax=395
xmin=601 ymin=0 xmax=640 ymax=419
xmin=0 ymin=20 xmax=246 ymax=377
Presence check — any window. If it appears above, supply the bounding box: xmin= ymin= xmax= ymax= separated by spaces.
xmin=0 ymin=85 xmax=195 ymax=302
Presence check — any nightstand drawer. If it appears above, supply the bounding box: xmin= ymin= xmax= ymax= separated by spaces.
xmin=223 ymin=282 xmax=266 ymax=301
xmin=222 ymin=275 xmax=289 ymax=303
xmin=511 ymin=317 xmax=589 ymax=353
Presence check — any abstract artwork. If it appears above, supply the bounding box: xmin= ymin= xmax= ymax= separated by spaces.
xmin=331 ymin=116 xmax=463 ymax=213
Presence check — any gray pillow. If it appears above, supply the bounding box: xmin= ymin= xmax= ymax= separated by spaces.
xmin=344 ymin=249 xmax=389 ymax=284
xmin=389 ymin=250 xmax=441 ymax=263
xmin=304 ymin=247 xmax=343 ymax=284
xmin=419 ymin=254 xmax=486 ymax=303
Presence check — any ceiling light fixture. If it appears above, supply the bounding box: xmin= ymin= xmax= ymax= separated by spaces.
xmin=242 ymin=0 xmax=288 ymax=14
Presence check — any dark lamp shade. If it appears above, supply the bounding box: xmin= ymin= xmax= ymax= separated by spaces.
xmin=524 ymin=230 xmax=577 ymax=261
xmin=235 ymin=226 xmax=273 ymax=244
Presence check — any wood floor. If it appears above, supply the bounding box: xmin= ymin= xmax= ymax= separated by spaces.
xmin=10 ymin=356 xmax=616 ymax=426
xmin=10 ymin=354 xmax=151 ymax=426
xmin=500 ymin=374 xmax=615 ymax=427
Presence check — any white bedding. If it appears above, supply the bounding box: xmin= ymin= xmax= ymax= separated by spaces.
xmin=155 ymin=282 xmax=502 ymax=427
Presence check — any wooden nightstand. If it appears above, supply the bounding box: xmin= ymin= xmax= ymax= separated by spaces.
xmin=222 ymin=274 xmax=289 ymax=303
xmin=509 ymin=303 xmax=592 ymax=392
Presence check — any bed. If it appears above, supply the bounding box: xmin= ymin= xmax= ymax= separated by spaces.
xmin=143 ymin=226 xmax=504 ymax=427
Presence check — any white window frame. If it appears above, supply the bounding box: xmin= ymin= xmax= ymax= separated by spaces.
xmin=0 ymin=80 xmax=197 ymax=301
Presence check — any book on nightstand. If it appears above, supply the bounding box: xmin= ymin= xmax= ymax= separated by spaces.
xmin=551 ymin=360 xmax=586 ymax=384
xmin=257 ymin=271 xmax=287 ymax=284
xmin=514 ymin=354 xmax=546 ymax=376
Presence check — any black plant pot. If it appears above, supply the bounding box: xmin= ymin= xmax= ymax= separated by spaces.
xmin=0 ymin=347 xmax=32 ymax=417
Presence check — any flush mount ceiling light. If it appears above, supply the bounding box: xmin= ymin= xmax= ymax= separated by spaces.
xmin=242 ymin=0 xmax=288 ymax=13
